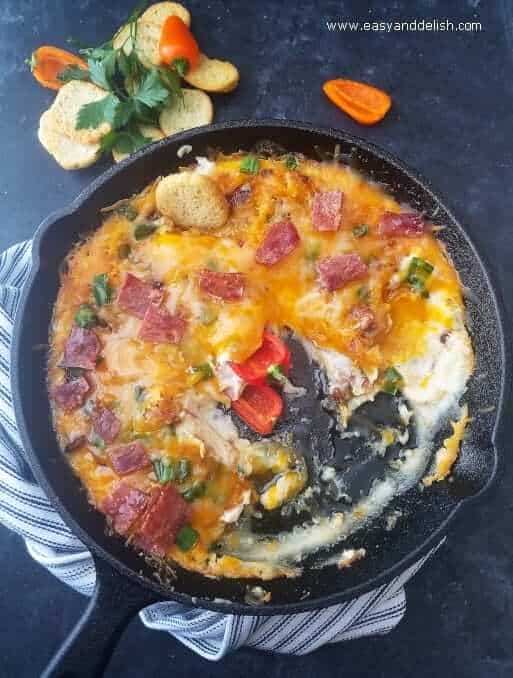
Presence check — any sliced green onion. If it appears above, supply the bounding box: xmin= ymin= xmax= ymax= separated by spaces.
xmin=75 ymin=303 xmax=97 ymax=328
xmin=406 ymin=257 xmax=434 ymax=298
xmin=352 ymin=224 xmax=369 ymax=237
xmin=176 ymin=458 xmax=191 ymax=482
xmin=116 ymin=204 xmax=138 ymax=220
xmin=284 ymin=154 xmax=298 ymax=170
xmin=267 ymin=364 xmax=287 ymax=384
xmin=152 ymin=458 xmax=174 ymax=484
xmin=305 ymin=241 xmax=321 ymax=262
xmin=189 ymin=362 xmax=214 ymax=384
xmin=382 ymin=367 xmax=404 ymax=395
xmin=118 ymin=243 xmax=131 ymax=259
xmin=134 ymin=222 xmax=157 ymax=240
xmin=240 ymin=154 xmax=260 ymax=174
xmin=92 ymin=273 xmax=113 ymax=306
xmin=182 ymin=482 xmax=206 ymax=502
xmin=357 ymin=285 xmax=371 ymax=302
xmin=176 ymin=524 xmax=199 ymax=551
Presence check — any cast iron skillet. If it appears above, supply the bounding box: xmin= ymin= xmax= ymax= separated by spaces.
xmin=11 ymin=121 xmax=510 ymax=677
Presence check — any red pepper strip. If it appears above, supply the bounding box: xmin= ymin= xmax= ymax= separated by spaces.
xmin=230 ymin=331 xmax=291 ymax=384
xmin=232 ymin=384 xmax=283 ymax=435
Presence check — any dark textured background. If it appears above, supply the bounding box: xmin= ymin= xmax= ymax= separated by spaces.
xmin=1 ymin=1 xmax=512 ymax=676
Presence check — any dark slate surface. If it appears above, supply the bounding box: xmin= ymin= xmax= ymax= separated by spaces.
xmin=1 ymin=0 xmax=512 ymax=676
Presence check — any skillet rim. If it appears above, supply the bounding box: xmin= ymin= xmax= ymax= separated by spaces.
xmin=11 ymin=119 xmax=511 ymax=616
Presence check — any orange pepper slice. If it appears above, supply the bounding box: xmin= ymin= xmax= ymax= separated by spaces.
xmin=159 ymin=15 xmax=200 ymax=70
xmin=323 ymin=79 xmax=392 ymax=125
xmin=29 ymin=46 xmax=88 ymax=91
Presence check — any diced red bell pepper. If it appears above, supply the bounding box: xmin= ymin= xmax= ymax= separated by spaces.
xmin=230 ymin=331 xmax=291 ymax=384
xmin=232 ymin=383 xmax=283 ymax=435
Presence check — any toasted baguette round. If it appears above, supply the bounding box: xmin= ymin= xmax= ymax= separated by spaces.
xmin=184 ymin=54 xmax=239 ymax=93
xmin=112 ymin=125 xmax=165 ymax=163
xmin=159 ymin=89 xmax=213 ymax=136
xmin=156 ymin=172 xmax=229 ymax=230
xmin=38 ymin=110 xmax=101 ymax=170
xmin=49 ymin=81 xmax=111 ymax=144
xmin=141 ymin=2 xmax=191 ymax=27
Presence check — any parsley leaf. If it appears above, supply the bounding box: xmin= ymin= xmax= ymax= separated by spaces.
xmin=173 ymin=58 xmax=189 ymax=77
xmin=88 ymin=52 xmax=117 ymax=91
xmin=57 ymin=65 xmax=90 ymax=83
xmin=76 ymin=94 xmax=120 ymax=130
xmin=134 ymin=69 xmax=169 ymax=108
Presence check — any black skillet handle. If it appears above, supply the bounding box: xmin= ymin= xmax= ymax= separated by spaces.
xmin=42 ymin=556 xmax=159 ymax=678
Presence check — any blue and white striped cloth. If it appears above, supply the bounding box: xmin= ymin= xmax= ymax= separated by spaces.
xmin=0 ymin=240 xmax=443 ymax=659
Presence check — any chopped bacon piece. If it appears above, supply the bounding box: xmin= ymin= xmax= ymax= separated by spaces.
xmin=102 ymin=482 xmax=149 ymax=535
xmin=139 ymin=304 xmax=187 ymax=343
xmin=60 ymin=327 xmax=101 ymax=370
xmin=229 ymin=183 xmax=252 ymax=208
xmin=317 ymin=253 xmax=368 ymax=292
xmin=312 ymin=190 xmax=343 ymax=231
xmin=199 ymin=270 xmax=245 ymax=301
xmin=350 ymin=304 xmax=377 ymax=332
xmin=377 ymin=212 xmax=426 ymax=238
xmin=52 ymin=376 xmax=90 ymax=412
xmin=255 ymin=220 xmax=300 ymax=266
xmin=93 ymin=407 xmax=121 ymax=444
xmin=134 ymin=485 xmax=190 ymax=556
xmin=117 ymin=273 xmax=165 ymax=319
xmin=109 ymin=441 xmax=150 ymax=476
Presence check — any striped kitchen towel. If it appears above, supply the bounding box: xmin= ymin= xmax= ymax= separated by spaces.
xmin=0 ymin=240 xmax=443 ymax=660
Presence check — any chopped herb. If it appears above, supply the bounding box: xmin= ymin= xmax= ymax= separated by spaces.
xmin=90 ymin=433 xmax=106 ymax=450
xmin=153 ymin=458 xmax=174 ymax=484
xmin=189 ymin=363 xmax=214 ymax=384
xmin=176 ymin=524 xmax=199 ymax=551
xmin=182 ymin=482 xmax=206 ymax=502
xmin=133 ymin=68 xmax=169 ymax=108
xmin=240 ymin=154 xmax=260 ymax=174
xmin=383 ymin=367 xmax=404 ymax=395
xmin=76 ymin=93 xmax=121 ymax=130
xmin=199 ymin=307 xmax=218 ymax=325
xmin=75 ymin=304 xmax=97 ymax=328
xmin=134 ymin=385 xmax=145 ymax=401
xmin=176 ymin=458 xmax=191 ymax=482
xmin=267 ymin=364 xmax=287 ymax=384
xmin=117 ymin=205 xmax=138 ymax=220
xmin=173 ymin=57 xmax=189 ymax=77
xmin=305 ymin=241 xmax=321 ymax=262
xmin=118 ymin=243 xmax=132 ymax=259
xmin=134 ymin=222 xmax=157 ymax=240
xmin=284 ymin=154 xmax=298 ymax=170
xmin=406 ymin=257 xmax=434 ymax=298
xmin=92 ymin=273 xmax=113 ymax=306
xmin=352 ymin=224 xmax=369 ymax=238
xmin=57 ymin=65 xmax=90 ymax=83
xmin=357 ymin=285 xmax=371 ymax=302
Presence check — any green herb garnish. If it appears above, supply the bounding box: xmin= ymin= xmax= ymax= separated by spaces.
xmin=240 ymin=154 xmax=260 ymax=174
xmin=382 ymin=367 xmax=404 ymax=395
xmin=118 ymin=243 xmax=132 ymax=259
xmin=57 ymin=65 xmax=90 ymax=83
xmin=134 ymin=222 xmax=157 ymax=240
xmin=182 ymin=482 xmax=206 ymax=502
xmin=75 ymin=303 xmax=97 ymax=328
xmin=357 ymin=285 xmax=371 ymax=302
xmin=176 ymin=524 xmax=199 ymax=551
xmin=406 ymin=257 xmax=434 ymax=298
xmin=305 ymin=241 xmax=321 ymax=262
xmin=352 ymin=224 xmax=369 ymax=238
xmin=153 ymin=458 xmax=174 ymax=484
xmin=92 ymin=273 xmax=113 ymax=306
xmin=90 ymin=433 xmax=106 ymax=450
xmin=284 ymin=154 xmax=298 ymax=170
xmin=172 ymin=57 xmax=189 ymax=77
xmin=189 ymin=363 xmax=214 ymax=384
xmin=117 ymin=205 xmax=138 ymax=221
xmin=199 ymin=307 xmax=218 ymax=325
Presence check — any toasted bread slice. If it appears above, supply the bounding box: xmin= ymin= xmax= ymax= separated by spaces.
xmin=141 ymin=2 xmax=191 ymax=27
xmin=50 ymin=81 xmax=111 ymax=145
xmin=156 ymin=172 xmax=229 ymax=230
xmin=112 ymin=125 xmax=165 ymax=163
xmin=38 ymin=110 xmax=101 ymax=170
xmin=184 ymin=54 xmax=239 ymax=93
xmin=159 ymin=89 xmax=213 ymax=136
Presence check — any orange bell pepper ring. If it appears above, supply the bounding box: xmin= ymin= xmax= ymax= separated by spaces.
xmin=29 ymin=46 xmax=88 ymax=91
xmin=159 ymin=15 xmax=200 ymax=71
xmin=323 ymin=79 xmax=392 ymax=125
